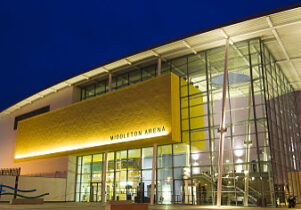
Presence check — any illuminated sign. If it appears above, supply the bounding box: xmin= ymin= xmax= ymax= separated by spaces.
xmin=110 ymin=126 xmax=166 ymax=141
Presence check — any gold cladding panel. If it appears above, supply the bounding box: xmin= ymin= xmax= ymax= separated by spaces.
xmin=15 ymin=73 xmax=181 ymax=161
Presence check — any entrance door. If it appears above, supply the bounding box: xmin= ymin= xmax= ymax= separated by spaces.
xmin=173 ymin=179 xmax=193 ymax=204
xmin=90 ymin=182 xmax=102 ymax=202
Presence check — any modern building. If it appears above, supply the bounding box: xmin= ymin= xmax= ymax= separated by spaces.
xmin=0 ymin=3 xmax=301 ymax=207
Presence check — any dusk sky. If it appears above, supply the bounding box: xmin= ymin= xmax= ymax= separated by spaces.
xmin=0 ymin=0 xmax=300 ymax=111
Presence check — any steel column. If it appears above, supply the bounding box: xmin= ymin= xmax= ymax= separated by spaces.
xmin=101 ymin=152 xmax=108 ymax=203
xmin=150 ymin=144 xmax=157 ymax=205
xmin=205 ymin=51 xmax=215 ymax=205
xmin=157 ymin=57 xmax=162 ymax=76
xmin=244 ymin=85 xmax=252 ymax=206
xmin=217 ymin=38 xmax=229 ymax=207
xmin=108 ymin=73 xmax=112 ymax=92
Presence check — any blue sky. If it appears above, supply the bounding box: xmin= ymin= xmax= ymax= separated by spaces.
xmin=0 ymin=0 xmax=300 ymax=111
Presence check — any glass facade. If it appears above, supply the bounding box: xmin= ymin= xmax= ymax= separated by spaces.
xmin=80 ymin=64 xmax=159 ymax=100
xmin=261 ymin=44 xmax=301 ymax=205
xmin=75 ymin=38 xmax=300 ymax=206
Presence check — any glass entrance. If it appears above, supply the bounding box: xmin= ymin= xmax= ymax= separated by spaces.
xmin=174 ymin=179 xmax=193 ymax=204
xmin=113 ymin=149 xmax=142 ymax=201
xmin=115 ymin=150 xmax=128 ymax=200
xmin=90 ymin=182 xmax=102 ymax=202
xmin=76 ymin=153 xmax=104 ymax=202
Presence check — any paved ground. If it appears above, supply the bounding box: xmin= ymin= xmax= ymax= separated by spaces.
xmin=0 ymin=203 xmax=300 ymax=210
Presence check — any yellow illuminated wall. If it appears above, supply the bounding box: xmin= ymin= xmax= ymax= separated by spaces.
xmin=181 ymin=78 xmax=205 ymax=151
xmin=15 ymin=73 xmax=181 ymax=161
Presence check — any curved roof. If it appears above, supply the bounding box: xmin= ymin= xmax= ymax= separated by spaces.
xmin=1 ymin=3 xmax=301 ymax=118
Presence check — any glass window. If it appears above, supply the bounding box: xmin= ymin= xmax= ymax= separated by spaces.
xmin=107 ymin=152 xmax=115 ymax=172
xmin=128 ymin=158 xmax=141 ymax=171
xmin=86 ymin=85 xmax=95 ymax=98
xmin=173 ymin=143 xmax=189 ymax=167
xmin=92 ymin=154 xmax=103 ymax=182
xmin=161 ymin=62 xmax=171 ymax=74
xmin=158 ymin=145 xmax=172 ymax=168
xmin=142 ymin=170 xmax=152 ymax=181
xmin=82 ymin=155 xmax=92 ymax=174
xmin=116 ymin=150 xmax=127 ymax=172
xmin=142 ymin=147 xmax=153 ymax=169
xmin=172 ymin=57 xmax=187 ymax=76
xmin=142 ymin=66 xmax=156 ymax=80
xmin=111 ymin=77 xmax=117 ymax=91
xmin=96 ymin=81 xmax=106 ymax=95
xmin=128 ymin=149 xmax=140 ymax=159
xmin=81 ymin=89 xmax=86 ymax=100
xmin=129 ymin=70 xmax=142 ymax=84
xmin=116 ymin=73 xmax=129 ymax=89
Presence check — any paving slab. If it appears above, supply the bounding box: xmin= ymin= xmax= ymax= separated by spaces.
xmin=0 ymin=203 xmax=300 ymax=210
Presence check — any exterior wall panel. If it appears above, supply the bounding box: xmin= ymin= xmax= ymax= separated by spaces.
xmin=15 ymin=73 xmax=181 ymax=161
xmin=0 ymin=86 xmax=74 ymax=176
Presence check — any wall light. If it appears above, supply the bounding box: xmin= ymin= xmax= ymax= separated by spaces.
xmin=15 ymin=130 xmax=168 ymax=159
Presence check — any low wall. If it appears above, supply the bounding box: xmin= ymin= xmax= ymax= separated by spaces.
xmin=0 ymin=176 xmax=15 ymax=201
xmin=0 ymin=175 xmax=66 ymax=201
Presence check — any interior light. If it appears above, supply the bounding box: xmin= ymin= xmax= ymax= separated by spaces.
xmin=192 ymin=161 xmax=199 ymax=166
xmin=236 ymin=159 xmax=243 ymax=173
xmin=192 ymin=153 xmax=200 ymax=160
xmin=234 ymin=149 xmax=244 ymax=157
xmin=236 ymin=159 xmax=243 ymax=163
xmin=192 ymin=167 xmax=200 ymax=174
